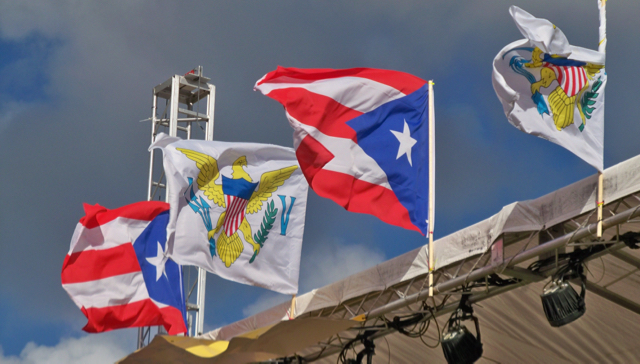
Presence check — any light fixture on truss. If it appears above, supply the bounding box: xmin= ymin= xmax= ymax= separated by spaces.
xmin=540 ymin=254 xmax=586 ymax=327
xmin=537 ymin=230 xmax=640 ymax=328
xmin=441 ymin=295 xmax=483 ymax=364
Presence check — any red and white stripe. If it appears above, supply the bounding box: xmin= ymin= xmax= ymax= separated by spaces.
xmin=223 ymin=195 xmax=249 ymax=235
xmin=545 ymin=63 xmax=588 ymax=97
xmin=255 ymin=67 xmax=426 ymax=233
xmin=61 ymin=201 xmax=186 ymax=334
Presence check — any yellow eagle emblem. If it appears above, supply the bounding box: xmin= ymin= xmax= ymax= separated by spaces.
xmin=178 ymin=148 xmax=298 ymax=268
xmin=525 ymin=47 xmax=604 ymax=132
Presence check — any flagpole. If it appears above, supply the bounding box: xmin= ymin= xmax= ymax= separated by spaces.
xmin=428 ymin=80 xmax=435 ymax=297
xmin=597 ymin=0 xmax=606 ymax=239
xmin=290 ymin=294 xmax=296 ymax=319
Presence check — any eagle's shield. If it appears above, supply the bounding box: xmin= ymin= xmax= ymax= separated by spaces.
xmin=546 ymin=63 xmax=588 ymax=98
xmin=221 ymin=176 xmax=258 ymax=236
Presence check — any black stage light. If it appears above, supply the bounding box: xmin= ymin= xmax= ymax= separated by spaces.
xmin=540 ymin=258 xmax=586 ymax=327
xmin=541 ymin=279 xmax=585 ymax=327
xmin=442 ymin=324 xmax=483 ymax=364
xmin=441 ymin=296 xmax=483 ymax=364
xmin=620 ymin=231 xmax=640 ymax=249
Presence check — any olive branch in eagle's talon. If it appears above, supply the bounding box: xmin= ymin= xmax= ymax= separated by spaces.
xmin=250 ymin=200 xmax=278 ymax=263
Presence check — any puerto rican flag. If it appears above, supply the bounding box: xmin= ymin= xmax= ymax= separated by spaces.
xmin=61 ymin=201 xmax=187 ymax=334
xmin=255 ymin=67 xmax=430 ymax=235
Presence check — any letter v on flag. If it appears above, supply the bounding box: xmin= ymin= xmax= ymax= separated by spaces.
xmin=255 ymin=67 xmax=430 ymax=235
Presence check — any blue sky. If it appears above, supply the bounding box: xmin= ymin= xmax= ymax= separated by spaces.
xmin=1 ymin=1 xmax=639 ymax=362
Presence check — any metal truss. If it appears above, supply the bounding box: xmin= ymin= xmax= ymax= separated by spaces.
xmin=295 ymin=193 xmax=640 ymax=361
xmin=137 ymin=66 xmax=215 ymax=349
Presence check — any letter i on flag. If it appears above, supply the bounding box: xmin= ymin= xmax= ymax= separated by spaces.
xmin=492 ymin=6 xmax=607 ymax=171
xmin=254 ymin=67 xmax=433 ymax=237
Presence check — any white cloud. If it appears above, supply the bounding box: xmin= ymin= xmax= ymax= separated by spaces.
xmin=299 ymin=240 xmax=386 ymax=292
xmin=0 ymin=331 xmax=136 ymax=364
xmin=0 ymin=101 xmax=24 ymax=135
xmin=241 ymin=239 xmax=386 ymax=318
xmin=242 ymin=293 xmax=291 ymax=318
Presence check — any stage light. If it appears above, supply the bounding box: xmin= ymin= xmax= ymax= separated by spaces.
xmin=619 ymin=231 xmax=640 ymax=249
xmin=441 ymin=296 xmax=483 ymax=364
xmin=541 ymin=279 xmax=585 ymax=327
xmin=540 ymin=257 xmax=586 ymax=327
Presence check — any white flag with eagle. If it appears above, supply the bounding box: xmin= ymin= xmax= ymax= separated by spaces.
xmin=493 ymin=6 xmax=606 ymax=171
xmin=151 ymin=133 xmax=308 ymax=294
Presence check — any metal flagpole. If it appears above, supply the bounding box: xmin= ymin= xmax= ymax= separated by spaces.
xmin=598 ymin=1 xmax=607 ymax=53
xmin=596 ymin=0 xmax=607 ymax=238
xmin=428 ymin=80 xmax=436 ymax=297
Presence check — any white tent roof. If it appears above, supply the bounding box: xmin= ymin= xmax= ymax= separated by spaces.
xmin=196 ymin=154 xmax=640 ymax=362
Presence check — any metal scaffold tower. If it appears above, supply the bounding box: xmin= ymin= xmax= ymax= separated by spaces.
xmin=138 ymin=66 xmax=215 ymax=349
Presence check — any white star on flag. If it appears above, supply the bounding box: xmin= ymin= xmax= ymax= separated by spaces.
xmin=390 ymin=120 xmax=417 ymax=166
xmin=146 ymin=241 xmax=169 ymax=281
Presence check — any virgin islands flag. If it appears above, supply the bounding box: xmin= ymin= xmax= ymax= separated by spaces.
xmin=152 ymin=133 xmax=308 ymax=295
xmin=493 ymin=6 xmax=606 ymax=171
